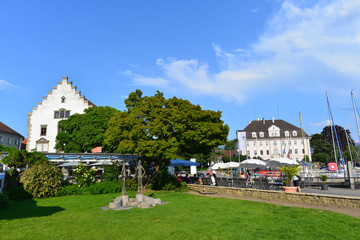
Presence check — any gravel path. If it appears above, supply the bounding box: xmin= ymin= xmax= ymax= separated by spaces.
xmin=188 ymin=191 xmax=360 ymax=218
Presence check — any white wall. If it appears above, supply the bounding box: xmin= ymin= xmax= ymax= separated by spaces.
xmin=27 ymin=77 xmax=93 ymax=153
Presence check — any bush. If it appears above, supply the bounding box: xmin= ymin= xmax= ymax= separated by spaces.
xmin=150 ymin=169 xmax=187 ymax=191
xmin=20 ymin=163 xmax=63 ymax=198
xmin=4 ymin=186 xmax=32 ymax=200
xmin=0 ymin=192 xmax=10 ymax=208
xmin=55 ymin=179 xmax=138 ymax=196
xmin=102 ymin=162 xmax=121 ymax=182
xmin=74 ymin=163 xmax=98 ymax=187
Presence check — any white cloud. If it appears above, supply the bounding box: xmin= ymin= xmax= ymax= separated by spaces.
xmin=129 ymin=0 xmax=360 ymax=103
xmin=124 ymin=70 xmax=169 ymax=87
xmin=310 ymin=120 xmax=331 ymax=127
xmin=0 ymin=79 xmax=17 ymax=90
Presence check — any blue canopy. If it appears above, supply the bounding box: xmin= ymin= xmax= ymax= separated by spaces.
xmin=169 ymin=159 xmax=200 ymax=167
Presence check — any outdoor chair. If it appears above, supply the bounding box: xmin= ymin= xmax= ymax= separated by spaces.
xmin=260 ymin=178 xmax=270 ymax=190
xmin=232 ymin=178 xmax=241 ymax=188
xmin=216 ymin=177 xmax=227 ymax=187
xmin=252 ymin=178 xmax=262 ymax=189
xmin=202 ymin=178 xmax=211 ymax=185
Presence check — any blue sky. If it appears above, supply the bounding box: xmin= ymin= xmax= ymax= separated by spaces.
xmin=2 ymin=0 xmax=360 ymax=143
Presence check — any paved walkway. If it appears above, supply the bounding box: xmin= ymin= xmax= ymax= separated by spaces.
xmin=301 ymin=187 xmax=360 ymax=198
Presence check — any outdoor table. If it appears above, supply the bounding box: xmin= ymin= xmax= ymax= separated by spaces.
xmin=269 ymin=181 xmax=283 ymax=190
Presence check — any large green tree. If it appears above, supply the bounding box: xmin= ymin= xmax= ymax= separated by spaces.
xmin=105 ymin=90 xmax=229 ymax=185
xmin=321 ymin=125 xmax=354 ymax=152
xmin=55 ymin=106 xmax=119 ymax=153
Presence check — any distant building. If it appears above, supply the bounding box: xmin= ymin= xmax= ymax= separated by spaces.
xmin=0 ymin=121 xmax=24 ymax=150
xmin=235 ymin=118 xmax=312 ymax=162
xmin=27 ymin=77 xmax=95 ymax=153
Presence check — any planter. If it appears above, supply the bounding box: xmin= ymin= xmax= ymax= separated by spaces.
xmin=283 ymin=186 xmax=297 ymax=193
xmin=321 ymin=184 xmax=329 ymax=190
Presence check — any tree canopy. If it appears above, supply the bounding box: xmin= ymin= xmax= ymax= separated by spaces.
xmin=55 ymin=106 xmax=119 ymax=153
xmin=321 ymin=125 xmax=354 ymax=152
xmin=105 ymin=90 xmax=229 ymax=185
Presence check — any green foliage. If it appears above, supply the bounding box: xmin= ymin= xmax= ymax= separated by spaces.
xmin=320 ymin=175 xmax=328 ymax=184
xmin=312 ymin=152 xmax=330 ymax=163
xmin=302 ymin=155 xmax=310 ymax=162
xmin=224 ymin=139 xmax=236 ymax=150
xmin=321 ymin=125 xmax=354 ymax=152
xmin=105 ymin=90 xmax=229 ymax=186
xmin=0 ymin=192 xmax=10 ymax=208
xmin=55 ymin=106 xmax=119 ymax=153
xmin=279 ymin=165 xmax=301 ymax=187
xmin=74 ymin=163 xmax=98 ymax=187
xmin=4 ymin=186 xmax=32 ymax=200
xmin=55 ymin=179 xmax=138 ymax=196
xmin=102 ymin=162 xmax=120 ymax=182
xmin=149 ymin=168 xmax=188 ymax=192
xmin=20 ymin=163 xmax=63 ymax=198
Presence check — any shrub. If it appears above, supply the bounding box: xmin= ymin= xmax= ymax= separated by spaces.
xmin=4 ymin=186 xmax=31 ymax=200
xmin=74 ymin=163 xmax=98 ymax=187
xmin=150 ymin=169 xmax=182 ymax=191
xmin=20 ymin=163 xmax=63 ymax=198
xmin=102 ymin=162 xmax=121 ymax=182
xmin=0 ymin=192 xmax=10 ymax=208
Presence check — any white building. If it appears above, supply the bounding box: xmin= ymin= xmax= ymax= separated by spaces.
xmin=27 ymin=77 xmax=95 ymax=153
xmin=235 ymin=118 xmax=312 ymax=162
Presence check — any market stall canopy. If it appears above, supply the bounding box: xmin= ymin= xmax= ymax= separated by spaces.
xmin=90 ymin=161 xmax=113 ymax=166
xmin=169 ymin=159 xmax=200 ymax=167
xmin=268 ymin=157 xmax=298 ymax=167
xmin=223 ymin=162 xmax=240 ymax=169
xmin=210 ymin=162 xmax=227 ymax=170
xmin=240 ymin=159 xmax=266 ymax=168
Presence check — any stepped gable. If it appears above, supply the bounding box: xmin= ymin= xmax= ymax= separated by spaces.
xmin=0 ymin=121 xmax=24 ymax=138
xmin=243 ymin=119 xmax=309 ymax=138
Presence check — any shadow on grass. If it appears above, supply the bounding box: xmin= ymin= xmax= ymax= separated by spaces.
xmin=0 ymin=198 xmax=65 ymax=220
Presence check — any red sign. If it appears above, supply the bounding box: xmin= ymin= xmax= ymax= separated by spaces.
xmin=328 ymin=162 xmax=337 ymax=171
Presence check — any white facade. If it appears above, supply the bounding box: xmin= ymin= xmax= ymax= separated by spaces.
xmin=235 ymin=119 xmax=312 ymax=162
xmin=27 ymin=77 xmax=94 ymax=153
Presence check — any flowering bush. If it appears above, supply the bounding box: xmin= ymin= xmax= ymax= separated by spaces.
xmin=74 ymin=163 xmax=98 ymax=187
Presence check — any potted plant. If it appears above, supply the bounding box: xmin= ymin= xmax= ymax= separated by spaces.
xmin=320 ymin=175 xmax=328 ymax=190
xmin=279 ymin=165 xmax=302 ymax=193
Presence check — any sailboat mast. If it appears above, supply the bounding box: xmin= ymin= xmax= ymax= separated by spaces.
xmin=351 ymin=90 xmax=360 ymax=145
xmin=326 ymin=90 xmax=338 ymax=165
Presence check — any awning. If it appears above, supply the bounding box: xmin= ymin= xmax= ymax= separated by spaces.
xmin=169 ymin=159 xmax=200 ymax=167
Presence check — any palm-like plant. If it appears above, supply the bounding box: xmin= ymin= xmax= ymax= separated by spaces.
xmin=279 ymin=165 xmax=301 ymax=187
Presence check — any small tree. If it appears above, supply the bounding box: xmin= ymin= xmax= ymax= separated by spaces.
xmin=279 ymin=165 xmax=301 ymax=187
xmin=102 ymin=162 xmax=120 ymax=182
xmin=20 ymin=163 xmax=63 ymax=198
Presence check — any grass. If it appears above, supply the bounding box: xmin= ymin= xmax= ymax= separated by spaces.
xmin=0 ymin=191 xmax=359 ymax=240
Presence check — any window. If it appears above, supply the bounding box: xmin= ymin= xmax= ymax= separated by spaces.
xmin=295 ymin=149 xmax=298 ymax=154
xmin=7 ymin=138 xmax=11 ymax=144
xmin=54 ymin=109 xmax=71 ymax=119
xmin=282 ymin=140 xmax=285 ymax=145
xmin=254 ymin=150 xmax=257 ymax=155
xmin=292 ymin=131 xmax=297 ymax=136
xmin=288 ymin=140 xmax=291 ymax=145
xmin=36 ymin=139 xmax=49 ymax=152
xmin=274 ymin=149 xmax=278 ymax=154
xmin=0 ymin=136 xmax=3 ymax=143
xmin=252 ymin=132 xmax=257 ymax=138
xmin=247 ymin=151 xmax=250 ymax=156
xmin=302 ymin=149 xmax=305 ymax=154
xmin=260 ymin=141 xmax=263 ymax=146
xmin=61 ymin=96 xmax=65 ymax=103
xmin=253 ymin=141 xmax=256 ymax=146
xmin=273 ymin=141 xmax=277 ymax=146
xmin=266 ymin=150 xmax=269 ymax=155
xmin=301 ymin=140 xmax=304 ymax=145
xmin=289 ymin=149 xmax=292 ymax=154
xmin=285 ymin=131 xmax=289 ymax=137
xmin=246 ymin=142 xmax=249 ymax=147
xmin=266 ymin=141 xmax=269 ymax=146
xmin=260 ymin=150 xmax=263 ymax=155
xmin=14 ymin=139 xmax=18 ymax=145
xmin=259 ymin=132 xmax=264 ymax=137
xmin=40 ymin=125 xmax=47 ymax=136
xmin=294 ymin=140 xmax=297 ymax=145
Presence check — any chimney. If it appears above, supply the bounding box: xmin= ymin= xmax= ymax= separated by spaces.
xmin=262 ymin=118 xmax=265 ymax=124
xmin=248 ymin=121 xmax=251 ymax=125
xmin=257 ymin=118 xmax=260 ymax=121
xmin=272 ymin=117 xmax=274 ymax=123
xmin=92 ymin=147 xmax=102 ymax=153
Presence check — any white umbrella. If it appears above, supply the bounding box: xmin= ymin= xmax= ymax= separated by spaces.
xmin=90 ymin=161 xmax=113 ymax=166
xmin=240 ymin=159 xmax=266 ymax=168
xmin=268 ymin=157 xmax=297 ymax=167
xmin=223 ymin=162 xmax=240 ymax=169
xmin=211 ymin=162 xmax=227 ymax=170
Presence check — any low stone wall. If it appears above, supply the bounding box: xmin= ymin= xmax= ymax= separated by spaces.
xmin=189 ymin=184 xmax=360 ymax=208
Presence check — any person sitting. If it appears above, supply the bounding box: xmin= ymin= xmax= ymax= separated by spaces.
xmin=177 ymin=173 xmax=182 ymax=181
xmin=239 ymin=171 xmax=246 ymax=179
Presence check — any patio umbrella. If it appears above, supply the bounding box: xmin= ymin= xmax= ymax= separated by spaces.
xmin=268 ymin=157 xmax=297 ymax=167
xmin=169 ymin=159 xmax=200 ymax=167
xmin=223 ymin=162 xmax=240 ymax=169
xmin=210 ymin=162 xmax=227 ymax=170
xmin=239 ymin=159 xmax=266 ymax=168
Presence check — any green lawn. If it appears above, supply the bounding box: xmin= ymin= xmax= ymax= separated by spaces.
xmin=0 ymin=192 xmax=359 ymax=240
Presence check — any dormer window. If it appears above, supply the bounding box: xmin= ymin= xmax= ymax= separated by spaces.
xmin=285 ymin=131 xmax=289 ymax=137
xmin=292 ymin=131 xmax=297 ymax=136
xmin=61 ymin=96 xmax=66 ymax=103
xmin=259 ymin=132 xmax=264 ymax=137
xmin=252 ymin=132 xmax=257 ymax=138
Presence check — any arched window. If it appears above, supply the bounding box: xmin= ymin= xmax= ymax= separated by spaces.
xmin=259 ymin=132 xmax=264 ymax=137
xmin=285 ymin=131 xmax=289 ymax=137
xmin=61 ymin=96 xmax=66 ymax=103
xmin=252 ymin=132 xmax=257 ymax=138
xmin=292 ymin=131 xmax=297 ymax=136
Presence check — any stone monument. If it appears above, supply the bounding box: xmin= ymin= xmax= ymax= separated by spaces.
xmin=102 ymin=160 xmax=168 ymax=210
